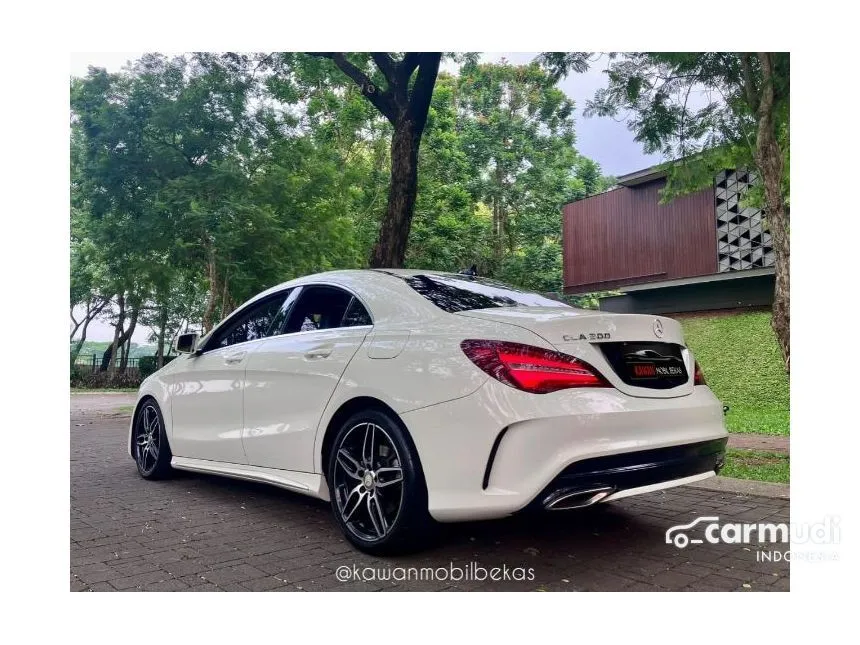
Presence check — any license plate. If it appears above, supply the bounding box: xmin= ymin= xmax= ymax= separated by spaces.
xmin=627 ymin=359 xmax=684 ymax=380
xmin=632 ymin=363 xmax=657 ymax=378
xmin=599 ymin=342 xmax=688 ymax=390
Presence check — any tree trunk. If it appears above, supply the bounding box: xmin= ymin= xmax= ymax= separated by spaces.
xmin=492 ymin=166 xmax=506 ymax=266
xmin=69 ymin=313 xmax=82 ymax=342
xmin=369 ymin=119 xmax=422 ymax=268
xmin=755 ymin=52 xmax=790 ymax=372
xmin=156 ymin=305 xmax=168 ymax=368
xmin=70 ymin=296 xmax=107 ymax=365
xmin=71 ymin=312 xmax=95 ymax=366
xmin=70 ymin=316 xmax=92 ymax=368
xmin=220 ymin=269 xmax=230 ymax=320
xmin=119 ymin=306 xmax=138 ymax=373
xmin=202 ymin=250 xmax=219 ymax=333
xmin=103 ymin=294 xmax=125 ymax=373
xmin=311 ymin=52 xmax=440 ymax=268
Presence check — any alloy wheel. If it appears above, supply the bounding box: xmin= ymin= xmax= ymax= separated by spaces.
xmin=333 ymin=422 xmax=405 ymax=542
xmin=135 ymin=403 xmax=161 ymax=475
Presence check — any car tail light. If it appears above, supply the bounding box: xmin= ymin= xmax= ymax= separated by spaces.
xmin=460 ymin=340 xmax=610 ymax=394
xmin=693 ymin=360 xmax=706 ymax=385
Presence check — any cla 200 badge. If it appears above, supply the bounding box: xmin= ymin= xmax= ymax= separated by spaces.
xmin=563 ymin=332 xmax=611 ymax=341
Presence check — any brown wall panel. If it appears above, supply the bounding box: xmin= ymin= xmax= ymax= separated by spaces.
xmin=562 ymin=179 xmax=716 ymax=292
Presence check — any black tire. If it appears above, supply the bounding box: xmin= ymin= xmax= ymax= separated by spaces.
xmin=327 ymin=408 xmax=432 ymax=555
xmin=132 ymin=398 xmax=173 ymax=480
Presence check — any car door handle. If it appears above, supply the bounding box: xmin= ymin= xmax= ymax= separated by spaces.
xmin=224 ymin=351 xmax=246 ymax=365
xmin=305 ymin=344 xmax=333 ymax=359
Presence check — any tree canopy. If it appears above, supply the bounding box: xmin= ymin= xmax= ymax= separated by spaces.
xmin=70 ymin=53 xmax=611 ymax=373
xmin=541 ymin=52 xmax=790 ymax=370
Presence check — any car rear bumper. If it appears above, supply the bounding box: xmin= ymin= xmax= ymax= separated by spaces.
xmin=530 ymin=438 xmax=726 ymax=510
xmin=401 ymin=379 xmax=728 ymax=522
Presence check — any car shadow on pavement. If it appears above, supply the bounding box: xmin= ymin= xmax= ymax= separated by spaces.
xmin=167 ymin=468 xmax=668 ymax=559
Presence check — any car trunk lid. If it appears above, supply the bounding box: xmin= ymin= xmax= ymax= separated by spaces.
xmin=456 ymin=307 xmax=694 ymax=398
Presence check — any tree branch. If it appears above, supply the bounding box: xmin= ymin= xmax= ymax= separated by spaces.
xmin=370 ymin=53 xmax=397 ymax=86
xmin=399 ymin=53 xmax=421 ymax=82
xmin=740 ymin=53 xmax=760 ymax=114
xmin=310 ymin=53 xmax=397 ymax=122
xmin=756 ymin=52 xmax=775 ymax=120
xmin=408 ymin=53 xmax=442 ymax=130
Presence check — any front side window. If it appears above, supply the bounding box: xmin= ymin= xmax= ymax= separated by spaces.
xmin=404 ymin=274 xmax=571 ymax=313
xmin=284 ymin=286 xmax=357 ymax=334
xmin=207 ymin=291 xmax=292 ymax=350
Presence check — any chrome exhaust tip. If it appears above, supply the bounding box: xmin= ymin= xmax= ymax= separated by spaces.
xmin=543 ymin=486 xmax=615 ymax=511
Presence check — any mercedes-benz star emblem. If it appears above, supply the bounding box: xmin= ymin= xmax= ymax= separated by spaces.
xmin=653 ymin=319 xmax=664 ymax=338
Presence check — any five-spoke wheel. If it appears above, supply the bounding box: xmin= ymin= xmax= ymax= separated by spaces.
xmin=133 ymin=399 xmax=172 ymax=479
xmin=328 ymin=409 xmax=431 ymax=554
xmin=333 ymin=421 xmax=405 ymax=542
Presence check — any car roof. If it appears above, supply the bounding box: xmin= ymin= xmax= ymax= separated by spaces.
xmin=369 ymin=268 xmax=462 ymax=278
xmin=255 ymin=268 xmax=472 ymax=298
xmin=243 ymin=269 xmax=445 ymax=327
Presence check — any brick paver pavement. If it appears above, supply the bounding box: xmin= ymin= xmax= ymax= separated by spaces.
xmin=71 ymin=400 xmax=789 ymax=592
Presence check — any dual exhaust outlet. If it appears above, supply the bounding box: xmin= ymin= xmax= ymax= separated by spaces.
xmin=542 ymin=486 xmax=616 ymax=511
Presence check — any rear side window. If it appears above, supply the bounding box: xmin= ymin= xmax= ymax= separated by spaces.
xmin=285 ymin=286 xmax=355 ymax=333
xmin=404 ymin=274 xmax=571 ymax=313
xmin=342 ymin=297 xmax=373 ymax=327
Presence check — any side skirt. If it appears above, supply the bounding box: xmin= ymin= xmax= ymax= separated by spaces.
xmin=171 ymin=456 xmax=331 ymax=502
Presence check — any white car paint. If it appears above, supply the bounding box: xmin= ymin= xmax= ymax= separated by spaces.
xmin=131 ymin=269 xmax=728 ymax=522
xmin=242 ymin=324 xmax=372 ymax=471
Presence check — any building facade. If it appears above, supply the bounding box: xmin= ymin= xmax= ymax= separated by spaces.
xmin=561 ymin=165 xmax=775 ymax=314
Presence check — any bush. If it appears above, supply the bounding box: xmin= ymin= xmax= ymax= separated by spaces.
xmin=138 ymin=355 xmax=176 ymax=379
xmin=71 ymin=370 xmax=142 ymax=389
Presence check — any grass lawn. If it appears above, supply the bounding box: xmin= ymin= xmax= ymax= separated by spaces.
xmin=680 ymin=311 xmax=789 ymax=436
xmin=721 ymin=448 xmax=789 ymax=484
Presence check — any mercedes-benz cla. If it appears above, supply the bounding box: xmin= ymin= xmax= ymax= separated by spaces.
xmin=130 ymin=270 xmax=728 ymax=553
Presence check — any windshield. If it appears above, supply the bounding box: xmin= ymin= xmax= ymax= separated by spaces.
xmin=403 ymin=274 xmax=571 ymax=313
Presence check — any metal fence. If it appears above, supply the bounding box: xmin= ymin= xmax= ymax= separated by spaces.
xmin=73 ymin=353 xmax=141 ymax=372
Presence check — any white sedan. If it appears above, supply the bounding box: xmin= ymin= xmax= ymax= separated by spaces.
xmin=130 ymin=269 xmax=728 ymax=553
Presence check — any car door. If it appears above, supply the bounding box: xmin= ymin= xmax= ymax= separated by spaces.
xmin=242 ymin=285 xmax=374 ymax=472
xmin=169 ymin=290 xmax=292 ymax=464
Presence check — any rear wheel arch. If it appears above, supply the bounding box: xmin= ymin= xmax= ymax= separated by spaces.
xmin=320 ymin=397 xmax=424 ymax=485
xmin=323 ymin=398 xmax=433 ymax=553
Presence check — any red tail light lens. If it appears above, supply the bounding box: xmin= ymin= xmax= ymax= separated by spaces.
xmin=461 ymin=340 xmax=610 ymax=394
xmin=693 ymin=360 xmax=706 ymax=385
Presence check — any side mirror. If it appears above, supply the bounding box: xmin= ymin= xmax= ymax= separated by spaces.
xmin=175 ymin=332 xmax=200 ymax=354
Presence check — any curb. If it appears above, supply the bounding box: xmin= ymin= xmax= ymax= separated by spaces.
xmin=686 ymin=475 xmax=789 ymax=499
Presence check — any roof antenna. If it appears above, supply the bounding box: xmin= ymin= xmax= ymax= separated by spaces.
xmin=459 ymin=264 xmax=478 ymax=277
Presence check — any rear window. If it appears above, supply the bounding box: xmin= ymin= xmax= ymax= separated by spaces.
xmin=404 ymin=274 xmax=571 ymax=313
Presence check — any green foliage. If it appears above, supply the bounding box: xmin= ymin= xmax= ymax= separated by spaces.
xmin=71 ymin=341 xmax=156 ymax=359
xmin=71 ymin=369 xmax=142 ymax=389
xmin=71 ymin=53 xmax=612 ymax=353
xmin=407 ymin=63 xmax=611 ymax=292
xmin=138 ymin=355 xmax=176 ymax=379
xmin=680 ymin=311 xmax=789 ymax=435
xmin=572 ymin=53 xmax=789 ymax=208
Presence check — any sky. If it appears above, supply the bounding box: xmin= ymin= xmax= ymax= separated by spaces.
xmin=70 ymin=52 xmax=661 ymax=343
xmin=475 ymin=52 xmax=661 ymax=176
